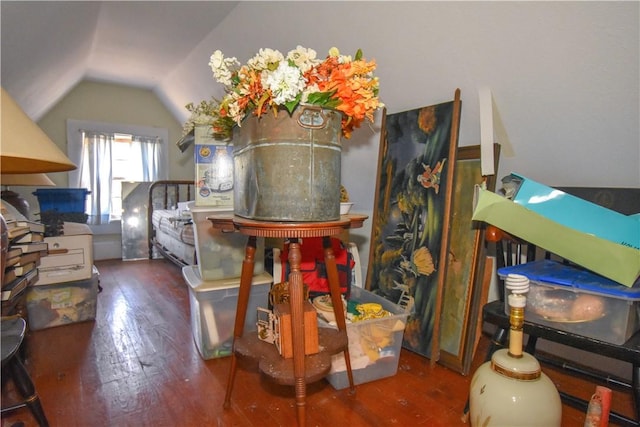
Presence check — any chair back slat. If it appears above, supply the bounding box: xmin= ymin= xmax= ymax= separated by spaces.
xmin=486 ymin=225 xmax=542 ymax=302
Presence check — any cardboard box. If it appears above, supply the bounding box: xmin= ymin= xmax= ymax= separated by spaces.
xmin=182 ymin=265 xmax=272 ymax=360
xmin=499 ymin=260 xmax=640 ymax=345
xmin=26 ymin=267 xmax=99 ymax=330
xmin=194 ymin=126 xmax=234 ymax=207
xmin=472 ymin=186 xmax=640 ymax=287
xmin=38 ymin=223 xmax=93 ymax=285
xmin=509 ymin=173 xmax=639 ymax=250
xmin=324 ymin=286 xmax=408 ymax=390
xmin=274 ymin=301 xmax=319 ymax=359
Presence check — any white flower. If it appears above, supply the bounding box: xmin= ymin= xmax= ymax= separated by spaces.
xmin=247 ymin=48 xmax=284 ymax=71
xmin=301 ymin=83 xmax=320 ymax=103
xmin=263 ymin=62 xmax=306 ymax=105
xmin=337 ymin=54 xmax=352 ymax=64
xmin=286 ymin=46 xmax=319 ymax=73
xmin=209 ymin=50 xmax=239 ymax=86
xmin=228 ymin=100 xmax=243 ymax=126
xmin=209 ymin=50 xmax=225 ymax=69
xmin=327 ymin=47 xmax=351 ymax=64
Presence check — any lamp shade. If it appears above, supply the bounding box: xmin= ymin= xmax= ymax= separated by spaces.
xmin=1 ymin=87 xmax=76 ymax=174
xmin=1 ymin=173 xmax=55 ymax=186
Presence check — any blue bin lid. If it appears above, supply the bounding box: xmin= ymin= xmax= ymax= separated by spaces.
xmin=33 ymin=188 xmax=90 ymax=195
xmin=498 ymin=260 xmax=640 ymax=300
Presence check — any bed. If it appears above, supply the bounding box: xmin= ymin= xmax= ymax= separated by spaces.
xmin=147 ymin=180 xmax=197 ymax=267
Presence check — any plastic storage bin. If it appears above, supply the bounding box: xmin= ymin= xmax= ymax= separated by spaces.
xmin=182 ymin=265 xmax=272 ymax=359
xmin=324 ymin=286 xmax=409 ymax=389
xmin=33 ymin=188 xmax=90 ymax=213
xmin=188 ymin=202 xmax=265 ymax=281
xmin=499 ymin=260 xmax=640 ymax=345
xmin=26 ymin=266 xmax=99 ymax=330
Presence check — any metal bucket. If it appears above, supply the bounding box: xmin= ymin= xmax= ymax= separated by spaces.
xmin=233 ymin=106 xmax=342 ymax=222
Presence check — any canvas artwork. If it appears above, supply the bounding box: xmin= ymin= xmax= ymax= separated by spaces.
xmin=437 ymin=144 xmax=500 ymax=374
xmin=366 ymin=91 xmax=461 ymax=360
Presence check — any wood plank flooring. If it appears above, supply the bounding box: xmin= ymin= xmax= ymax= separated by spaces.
xmin=1 ymin=259 xmax=635 ymax=426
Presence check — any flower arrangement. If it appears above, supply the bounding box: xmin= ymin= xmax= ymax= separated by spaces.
xmin=340 ymin=185 xmax=350 ymax=202
xmin=183 ymin=46 xmax=382 ymax=140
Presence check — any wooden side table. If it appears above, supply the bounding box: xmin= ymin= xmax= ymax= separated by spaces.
xmin=208 ymin=214 xmax=367 ymax=427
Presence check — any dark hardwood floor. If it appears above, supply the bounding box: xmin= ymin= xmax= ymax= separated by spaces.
xmin=2 ymin=259 xmax=635 ymax=426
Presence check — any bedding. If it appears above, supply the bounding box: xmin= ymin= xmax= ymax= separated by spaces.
xmin=151 ymin=209 xmax=196 ymax=265
xmin=147 ymin=180 xmax=196 ymax=267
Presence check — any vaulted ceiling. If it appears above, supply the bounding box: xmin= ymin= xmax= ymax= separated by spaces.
xmin=1 ymin=1 xmax=239 ymax=121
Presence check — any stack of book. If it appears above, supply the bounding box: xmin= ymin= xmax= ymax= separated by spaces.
xmin=2 ymin=219 xmax=47 ymax=307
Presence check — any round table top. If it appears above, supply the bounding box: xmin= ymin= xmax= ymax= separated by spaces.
xmin=207 ymin=213 xmax=368 ymax=238
xmin=1 ymin=316 xmax=26 ymax=365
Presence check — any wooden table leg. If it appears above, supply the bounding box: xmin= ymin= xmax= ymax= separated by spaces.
xmin=223 ymin=236 xmax=257 ymax=409
xmin=322 ymin=236 xmax=355 ymax=392
xmin=287 ymin=239 xmax=307 ymax=427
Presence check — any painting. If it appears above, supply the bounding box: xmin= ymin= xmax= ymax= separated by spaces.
xmin=437 ymin=144 xmax=500 ymax=375
xmin=366 ymin=90 xmax=461 ymax=361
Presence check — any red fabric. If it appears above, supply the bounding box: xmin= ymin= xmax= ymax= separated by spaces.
xmin=279 ymin=238 xmax=354 ymax=296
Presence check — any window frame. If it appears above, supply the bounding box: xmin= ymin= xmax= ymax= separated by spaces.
xmin=66 ymin=119 xmax=169 ymax=223
xmin=67 ymin=119 xmax=169 ymax=186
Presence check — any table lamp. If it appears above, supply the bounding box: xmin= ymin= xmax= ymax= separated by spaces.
xmin=1 ymin=87 xmax=77 ymax=281
xmin=1 ymin=173 xmax=56 ymax=217
xmin=1 ymin=87 xmax=76 ymax=174
xmin=468 ymin=275 xmax=562 ymax=426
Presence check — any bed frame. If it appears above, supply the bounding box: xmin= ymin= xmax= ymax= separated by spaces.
xmin=147 ymin=180 xmax=196 ymax=267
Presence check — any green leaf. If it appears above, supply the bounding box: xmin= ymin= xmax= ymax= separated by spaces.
xmin=306 ymin=91 xmax=337 ymax=105
xmin=354 ymin=49 xmax=363 ymax=61
xmin=323 ymin=98 xmax=341 ymax=108
xmin=284 ymin=99 xmax=300 ymax=114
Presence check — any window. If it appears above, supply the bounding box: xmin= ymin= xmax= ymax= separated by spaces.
xmin=67 ymin=120 xmax=168 ymax=225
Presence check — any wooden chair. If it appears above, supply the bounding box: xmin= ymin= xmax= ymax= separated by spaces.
xmin=1 ymin=316 xmax=49 ymax=427
xmin=477 ymin=225 xmax=640 ymax=426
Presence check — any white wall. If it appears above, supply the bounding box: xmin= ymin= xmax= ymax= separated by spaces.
xmin=160 ymin=1 xmax=639 ymax=281
xmin=33 ymin=81 xmax=187 ymax=260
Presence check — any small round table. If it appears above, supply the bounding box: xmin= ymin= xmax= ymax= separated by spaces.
xmin=208 ymin=214 xmax=368 ymax=427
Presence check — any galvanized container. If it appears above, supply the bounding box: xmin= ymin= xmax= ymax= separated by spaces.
xmin=233 ymin=106 xmax=342 ymax=222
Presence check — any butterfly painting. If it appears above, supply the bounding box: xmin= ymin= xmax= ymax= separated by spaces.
xmin=366 ymin=90 xmax=461 ymax=360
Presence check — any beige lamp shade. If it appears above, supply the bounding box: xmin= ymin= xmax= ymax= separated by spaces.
xmin=1 ymin=87 xmax=76 ymax=174
xmin=1 ymin=173 xmax=55 ymax=186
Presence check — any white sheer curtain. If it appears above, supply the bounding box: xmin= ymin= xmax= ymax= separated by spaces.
xmin=131 ymin=135 xmax=161 ymax=182
xmin=79 ymin=130 xmax=162 ymax=225
xmin=79 ymin=131 xmax=112 ymax=225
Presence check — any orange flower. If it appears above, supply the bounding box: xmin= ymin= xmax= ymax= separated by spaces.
xmin=187 ymin=47 xmax=382 ymax=140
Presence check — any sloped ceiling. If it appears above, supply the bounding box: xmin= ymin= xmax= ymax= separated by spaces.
xmin=1 ymin=1 xmax=239 ymax=121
